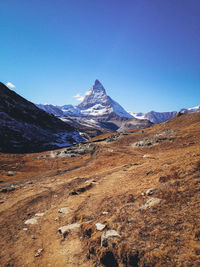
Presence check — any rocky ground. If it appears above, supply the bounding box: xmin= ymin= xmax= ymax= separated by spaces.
xmin=0 ymin=113 xmax=200 ymax=267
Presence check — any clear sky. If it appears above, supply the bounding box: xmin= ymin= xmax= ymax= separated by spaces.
xmin=0 ymin=0 xmax=199 ymax=112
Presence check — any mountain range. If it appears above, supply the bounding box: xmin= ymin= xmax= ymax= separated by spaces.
xmin=37 ymin=80 xmax=152 ymax=133
xmin=37 ymin=79 xmax=200 ymax=130
xmin=38 ymin=80 xmax=132 ymax=119
xmin=0 ymin=79 xmax=199 ymax=153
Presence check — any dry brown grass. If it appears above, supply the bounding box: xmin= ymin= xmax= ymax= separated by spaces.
xmin=0 ymin=112 xmax=200 ymax=266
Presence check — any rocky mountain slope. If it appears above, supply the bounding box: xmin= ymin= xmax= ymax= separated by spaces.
xmin=0 ymin=112 xmax=199 ymax=266
xmin=0 ymin=82 xmax=85 ymax=153
xmin=37 ymin=80 xmax=152 ymax=132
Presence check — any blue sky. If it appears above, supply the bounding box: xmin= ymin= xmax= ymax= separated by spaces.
xmin=0 ymin=0 xmax=199 ymax=112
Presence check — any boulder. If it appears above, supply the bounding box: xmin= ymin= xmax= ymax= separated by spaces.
xmin=146 ymin=189 xmax=154 ymax=196
xmin=35 ymin=248 xmax=43 ymax=257
xmin=134 ymin=139 xmax=153 ymax=147
xmin=102 ymin=211 xmax=109 ymax=215
xmin=101 ymin=230 xmax=120 ymax=247
xmin=95 ymin=223 xmax=106 ymax=231
xmin=24 ymin=218 xmax=38 ymax=225
xmin=58 ymin=223 xmax=80 ymax=236
xmin=140 ymin=198 xmax=161 ymax=210
xmin=143 ymin=154 xmax=151 ymax=158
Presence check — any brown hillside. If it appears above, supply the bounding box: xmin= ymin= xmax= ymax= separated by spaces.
xmin=0 ymin=112 xmax=200 ymax=267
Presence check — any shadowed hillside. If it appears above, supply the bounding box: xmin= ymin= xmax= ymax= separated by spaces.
xmin=0 ymin=82 xmax=84 ymax=153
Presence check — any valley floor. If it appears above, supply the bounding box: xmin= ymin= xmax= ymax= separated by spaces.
xmin=0 ymin=113 xmax=200 ymax=267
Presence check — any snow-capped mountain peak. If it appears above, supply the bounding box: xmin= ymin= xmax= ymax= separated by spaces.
xmin=93 ymin=79 xmax=106 ymax=93
xmin=37 ymin=80 xmax=132 ymax=119
xmin=78 ymin=80 xmax=108 ymax=109
xmin=77 ymin=80 xmax=132 ymax=118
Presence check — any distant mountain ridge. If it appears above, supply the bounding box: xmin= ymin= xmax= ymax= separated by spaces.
xmin=130 ymin=111 xmax=178 ymax=124
xmin=130 ymin=105 xmax=200 ymax=124
xmin=180 ymin=105 xmax=200 ymax=114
